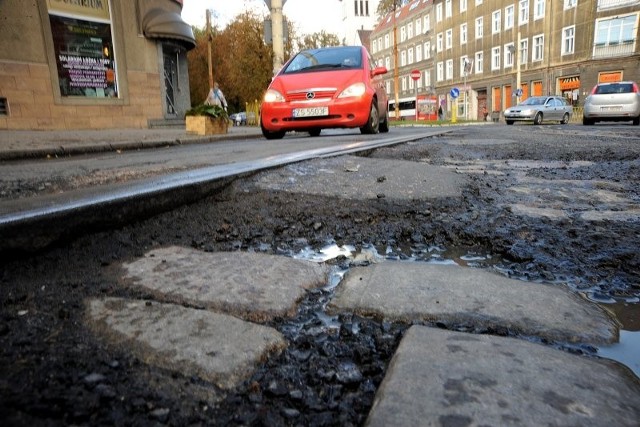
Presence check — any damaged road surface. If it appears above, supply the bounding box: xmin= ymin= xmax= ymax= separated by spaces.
xmin=1 ymin=125 xmax=640 ymax=426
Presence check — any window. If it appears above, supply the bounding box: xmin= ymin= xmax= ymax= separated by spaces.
xmin=424 ymin=70 xmax=431 ymax=87
xmin=445 ymin=0 xmax=453 ymax=17
xmin=492 ymin=46 xmax=501 ymax=70
xmin=476 ymin=0 xmax=483 ymax=5
xmin=505 ymin=5 xmax=514 ymax=30
xmin=520 ymin=39 xmax=528 ymax=64
xmin=492 ymin=10 xmax=501 ymax=34
xmin=564 ymin=0 xmax=577 ymax=8
xmin=436 ymin=4 xmax=443 ymax=22
xmin=533 ymin=34 xmax=544 ymax=61
xmin=354 ymin=0 xmax=370 ymax=16
xmin=445 ymin=29 xmax=453 ymax=49
xmin=446 ymin=59 xmax=453 ymax=79
xmin=425 ymin=41 xmax=431 ymax=58
xmin=416 ymin=18 xmax=422 ymax=35
xmin=475 ymin=51 xmax=483 ymax=74
xmin=597 ymin=0 xmax=637 ymax=9
xmin=505 ymin=43 xmax=515 ymax=67
xmin=408 ymin=22 xmax=413 ymax=39
xmin=385 ymin=56 xmax=391 ymax=69
xmin=409 ymin=77 xmax=414 ymax=90
xmin=519 ymin=0 xmax=529 ymax=24
xmin=401 ymin=26 xmax=406 ymax=42
xmin=385 ymin=34 xmax=390 ymax=49
xmin=562 ymin=26 xmax=575 ymax=55
xmin=476 ymin=17 xmax=484 ymax=39
xmin=424 ymin=15 xmax=431 ymax=33
xmin=437 ymin=32 xmax=444 ymax=52
xmin=378 ymin=37 xmax=382 ymax=50
xmin=534 ymin=0 xmax=545 ymax=20
xmin=408 ymin=47 xmax=414 ymax=64
xmin=402 ymin=76 xmax=407 ymax=91
xmin=460 ymin=0 xmax=468 ymax=12
xmin=416 ymin=44 xmax=423 ymax=61
xmin=373 ymin=40 xmax=377 ymax=53
xmin=437 ymin=62 xmax=444 ymax=81
xmin=595 ymin=15 xmax=636 ymax=46
xmin=460 ymin=23 xmax=468 ymax=44
xmin=401 ymin=50 xmax=407 ymax=66
xmin=48 ymin=13 xmax=118 ymax=98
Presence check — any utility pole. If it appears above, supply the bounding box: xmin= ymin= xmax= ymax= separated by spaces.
xmin=264 ymin=0 xmax=286 ymax=75
xmin=393 ymin=1 xmax=400 ymax=120
xmin=206 ymin=9 xmax=214 ymax=91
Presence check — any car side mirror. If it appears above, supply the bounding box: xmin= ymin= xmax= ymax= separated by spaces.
xmin=371 ymin=66 xmax=388 ymax=77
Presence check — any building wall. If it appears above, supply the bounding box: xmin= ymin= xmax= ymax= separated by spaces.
xmin=0 ymin=0 xmax=193 ymax=130
xmin=370 ymin=0 xmax=640 ymax=120
xmin=341 ymin=0 xmax=382 ymax=45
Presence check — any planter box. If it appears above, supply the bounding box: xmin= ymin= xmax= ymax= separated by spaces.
xmin=186 ymin=116 xmax=229 ymax=135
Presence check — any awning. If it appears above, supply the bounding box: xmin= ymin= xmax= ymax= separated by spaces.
xmin=142 ymin=7 xmax=195 ymax=50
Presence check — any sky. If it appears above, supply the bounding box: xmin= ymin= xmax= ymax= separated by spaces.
xmin=181 ymin=0 xmax=344 ymax=36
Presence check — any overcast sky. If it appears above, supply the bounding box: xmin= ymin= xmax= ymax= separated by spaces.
xmin=181 ymin=0 xmax=344 ymax=35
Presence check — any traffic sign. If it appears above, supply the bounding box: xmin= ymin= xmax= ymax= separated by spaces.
xmin=515 ymin=88 xmax=523 ymax=97
xmin=410 ymin=69 xmax=421 ymax=81
xmin=450 ymin=88 xmax=460 ymax=99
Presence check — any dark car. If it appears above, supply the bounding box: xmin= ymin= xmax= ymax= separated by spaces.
xmin=260 ymin=46 xmax=389 ymax=139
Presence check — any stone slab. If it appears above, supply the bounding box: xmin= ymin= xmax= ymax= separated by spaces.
xmin=255 ymin=156 xmax=465 ymax=200
xmin=121 ymin=246 xmax=329 ymax=322
xmin=329 ymin=262 xmax=618 ymax=345
xmin=366 ymin=326 xmax=640 ymax=427
xmin=87 ymin=297 xmax=286 ymax=390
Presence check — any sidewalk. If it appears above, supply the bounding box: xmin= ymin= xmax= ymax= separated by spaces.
xmin=0 ymin=125 xmax=263 ymax=161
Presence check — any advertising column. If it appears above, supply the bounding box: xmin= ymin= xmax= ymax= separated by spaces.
xmin=47 ymin=0 xmax=117 ymax=98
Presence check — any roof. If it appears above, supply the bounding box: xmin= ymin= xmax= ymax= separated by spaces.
xmin=373 ymin=0 xmax=432 ymax=34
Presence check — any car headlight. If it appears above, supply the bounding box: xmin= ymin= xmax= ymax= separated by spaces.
xmin=521 ymin=109 xmax=534 ymax=115
xmin=338 ymin=83 xmax=366 ymax=98
xmin=264 ymin=89 xmax=285 ymax=103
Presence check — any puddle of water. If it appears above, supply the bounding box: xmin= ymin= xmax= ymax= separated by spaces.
xmin=290 ymin=240 xmax=639 ymax=380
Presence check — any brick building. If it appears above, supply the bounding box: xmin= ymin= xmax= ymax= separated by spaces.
xmin=0 ymin=0 xmax=195 ymax=130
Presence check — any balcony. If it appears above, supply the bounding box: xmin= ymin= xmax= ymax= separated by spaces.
xmin=592 ymin=41 xmax=636 ymax=59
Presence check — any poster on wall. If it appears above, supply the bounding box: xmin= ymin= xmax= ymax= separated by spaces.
xmin=417 ymin=95 xmax=437 ymax=120
xmin=48 ymin=1 xmax=117 ymax=98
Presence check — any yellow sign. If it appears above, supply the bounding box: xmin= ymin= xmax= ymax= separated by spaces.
xmin=48 ymin=0 xmax=110 ymax=21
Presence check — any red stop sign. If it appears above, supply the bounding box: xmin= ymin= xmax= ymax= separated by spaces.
xmin=410 ymin=69 xmax=421 ymax=81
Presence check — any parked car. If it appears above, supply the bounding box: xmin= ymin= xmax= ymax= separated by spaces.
xmin=230 ymin=112 xmax=247 ymax=126
xmin=260 ymin=45 xmax=389 ymax=139
xmin=503 ymin=96 xmax=573 ymax=125
xmin=583 ymin=81 xmax=640 ymax=126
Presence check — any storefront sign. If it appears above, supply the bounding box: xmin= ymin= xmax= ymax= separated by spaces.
xmin=599 ymin=71 xmax=623 ymax=83
xmin=47 ymin=0 xmax=110 ymax=21
xmin=559 ymin=76 xmax=580 ymax=90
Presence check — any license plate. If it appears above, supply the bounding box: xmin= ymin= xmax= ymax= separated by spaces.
xmin=602 ymin=106 xmax=622 ymax=111
xmin=292 ymin=107 xmax=328 ymax=118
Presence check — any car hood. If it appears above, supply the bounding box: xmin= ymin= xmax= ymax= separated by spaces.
xmin=270 ymin=69 xmax=363 ymax=95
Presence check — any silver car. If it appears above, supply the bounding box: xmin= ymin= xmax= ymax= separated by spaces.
xmin=503 ymin=96 xmax=573 ymax=125
xmin=583 ymin=81 xmax=640 ymax=126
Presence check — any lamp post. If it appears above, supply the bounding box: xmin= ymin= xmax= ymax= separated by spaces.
xmin=264 ymin=0 xmax=286 ymax=75
xmin=392 ymin=1 xmax=400 ymax=120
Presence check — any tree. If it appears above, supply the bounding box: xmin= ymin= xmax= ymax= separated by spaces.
xmin=376 ymin=0 xmax=408 ymax=18
xmin=187 ymin=12 xmax=273 ymax=113
xmin=297 ymin=31 xmax=342 ymax=50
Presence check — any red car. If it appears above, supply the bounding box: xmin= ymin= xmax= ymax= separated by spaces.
xmin=260 ymin=46 xmax=389 ymax=139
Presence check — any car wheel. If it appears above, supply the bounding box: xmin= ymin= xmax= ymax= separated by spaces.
xmin=360 ymin=101 xmax=380 ymax=134
xmin=561 ymin=113 xmax=570 ymax=124
xmin=582 ymin=117 xmax=594 ymax=126
xmin=506 ymin=120 xmax=514 ymax=125
xmin=379 ymin=112 xmax=389 ymax=133
xmin=633 ymin=116 xmax=640 ymax=126
xmin=308 ymin=128 xmax=322 ymax=137
xmin=261 ymin=121 xmax=285 ymax=140
xmin=533 ymin=112 xmax=543 ymax=125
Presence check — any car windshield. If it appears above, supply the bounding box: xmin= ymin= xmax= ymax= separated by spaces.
xmin=283 ymin=47 xmax=362 ymax=74
xmin=594 ymin=83 xmax=634 ymax=95
xmin=519 ymin=97 xmax=546 ymax=106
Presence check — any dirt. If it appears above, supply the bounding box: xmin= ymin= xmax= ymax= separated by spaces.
xmin=1 ymin=125 xmax=639 ymax=426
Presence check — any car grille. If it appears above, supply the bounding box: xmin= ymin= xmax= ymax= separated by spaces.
xmin=287 ymin=89 xmax=336 ymax=102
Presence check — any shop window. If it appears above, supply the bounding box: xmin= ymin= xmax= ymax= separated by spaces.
xmin=0 ymin=98 xmax=8 ymax=116
xmin=49 ymin=12 xmax=117 ymax=98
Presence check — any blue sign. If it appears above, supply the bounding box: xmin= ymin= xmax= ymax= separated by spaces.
xmin=450 ymin=88 xmax=460 ymax=99
xmin=515 ymin=88 xmax=523 ymax=97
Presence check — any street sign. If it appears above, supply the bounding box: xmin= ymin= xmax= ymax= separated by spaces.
xmin=515 ymin=88 xmax=523 ymax=97
xmin=450 ymin=88 xmax=460 ymax=99
xmin=410 ymin=69 xmax=421 ymax=81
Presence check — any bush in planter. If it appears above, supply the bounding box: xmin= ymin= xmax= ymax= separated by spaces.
xmin=185 ymin=104 xmax=230 ymax=135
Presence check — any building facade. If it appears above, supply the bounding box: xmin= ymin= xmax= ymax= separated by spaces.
xmin=340 ymin=0 xmax=383 ymax=45
xmin=0 ymin=0 xmax=195 ymax=131
xmin=370 ymin=0 xmax=640 ymax=121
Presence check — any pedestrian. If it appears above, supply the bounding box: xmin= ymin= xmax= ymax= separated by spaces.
xmin=438 ymin=105 xmax=444 ymax=121
xmin=204 ymin=82 xmax=227 ymax=111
